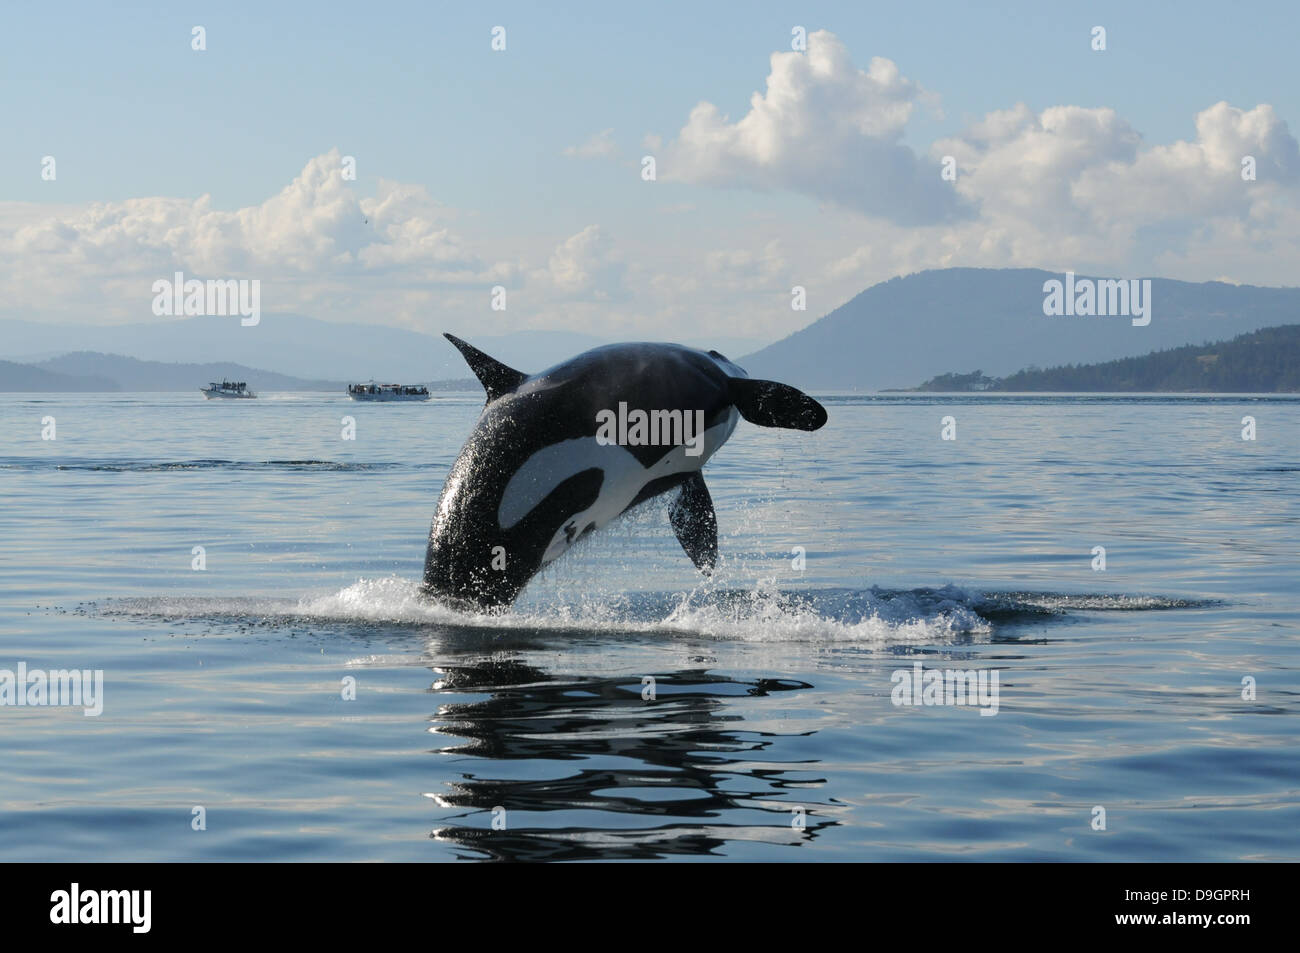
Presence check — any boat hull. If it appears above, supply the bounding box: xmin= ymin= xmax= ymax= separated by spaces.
xmin=347 ymin=393 xmax=431 ymax=402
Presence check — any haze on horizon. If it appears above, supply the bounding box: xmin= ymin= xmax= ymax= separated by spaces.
xmin=3 ymin=1 xmax=1299 ymax=347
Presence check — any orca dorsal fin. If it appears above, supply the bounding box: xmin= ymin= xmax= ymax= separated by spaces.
xmin=728 ymin=377 xmax=828 ymax=431
xmin=444 ymin=333 xmax=528 ymax=401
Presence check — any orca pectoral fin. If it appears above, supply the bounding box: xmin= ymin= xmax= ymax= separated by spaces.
xmin=444 ymin=333 xmax=529 ymax=402
xmin=728 ymin=378 xmax=827 ymax=431
xmin=670 ymin=472 xmax=718 ymax=574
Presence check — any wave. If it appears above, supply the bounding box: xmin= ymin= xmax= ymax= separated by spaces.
xmin=974 ymin=591 xmax=1219 ymax=613
xmin=92 ymin=578 xmax=1219 ymax=644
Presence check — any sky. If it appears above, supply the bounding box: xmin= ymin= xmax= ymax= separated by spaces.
xmin=2 ymin=0 xmax=1299 ymax=345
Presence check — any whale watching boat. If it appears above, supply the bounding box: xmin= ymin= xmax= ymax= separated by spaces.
xmin=347 ymin=382 xmax=431 ymax=402
xmin=201 ymin=380 xmax=256 ymax=399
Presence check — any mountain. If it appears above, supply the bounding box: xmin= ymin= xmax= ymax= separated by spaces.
xmin=21 ymin=353 xmax=349 ymax=392
xmin=912 ymin=325 xmax=1300 ymax=392
xmin=741 ymin=268 xmax=1300 ymax=390
xmin=0 ymin=360 xmax=120 ymax=392
xmin=0 ymin=314 xmax=769 ymax=382
xmin=14 ymin=267 xmax=1291 ymax=392
xmin=0 ymin=314 xmax=494 ymax=382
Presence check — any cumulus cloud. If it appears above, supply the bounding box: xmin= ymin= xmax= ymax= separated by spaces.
xmin=934 ymin=104 xmax=1142 ymax=230
xmin=935 ymin=101 xmax=1300 ymax=233
xmin=0 ymin=150 xmax=517 ymax=323
xmin=649 ymin=29 xmax=1300 ymax=289
xmin=1072 ymin=102 xmax=1300 ymax=226
xmin=5 ymin=31 xmax=1300 ymax=342
xmin=661 ymin=30 xmax=965 ymax=225
xmin=540 ymin=225 xmax=626 ymax=298
xmin=5 ymin=150 xmax=501 ymax=279
xmin=917 ymin=99 xmax=1300 ymax=271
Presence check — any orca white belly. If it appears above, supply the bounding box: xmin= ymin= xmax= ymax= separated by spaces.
xmin=497 ymin=411 xmax=738 ymax=564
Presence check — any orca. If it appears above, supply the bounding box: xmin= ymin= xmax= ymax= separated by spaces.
xmin=421 ymin=334 xmax=827 ymax=611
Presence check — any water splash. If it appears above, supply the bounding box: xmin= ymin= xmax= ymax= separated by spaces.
xmin=101 ymin=577 xmax=984 ymax=643
xmin=95 ymin=577 xmax=1215 ymax=644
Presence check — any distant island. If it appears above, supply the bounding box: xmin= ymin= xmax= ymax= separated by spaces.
xmin=6 ymin=268 xmax=1300 ymax=391
xmin=908 ymin=325 xmax=1300 ymax=392
xmin=740 ymin=267 xmax=1300 ymax=390
xmin=0 ymin=359 xmax=120 ymax=392
xmin=0 ymin=351 xmax=475 ymax=393
xmin=5 ymin=269 xmax=1300 ymax=392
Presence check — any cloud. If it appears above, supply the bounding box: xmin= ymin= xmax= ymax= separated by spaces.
xmin=918 ymin=99 xmax=1300 ymax=272
xmin=706 ymin=240 xmax=787 ymax=285
xmin=1072 ymin=102 xmax=1300 ymax=226
xmin=563 ymin=129 xmax=620 ymax=160
xmin=1 ymin=150 xmax=503 ymax=278
xmin=651 ymin=29 xmax=1300 ymax=289
xmin=5 ymin=32 xmax=1300 ymax=343
xmin=935 ymin=100 xmax=1300 ymax=235
xmin=934 ymin=104 xmax=1143 ymax=231
xmin=541 ymin=225 xmax=626 ymax=297
xmin=660 ymin=30 xmax=965 ymax=225
xmin=0 ymin=150 xmax=517 ymax=323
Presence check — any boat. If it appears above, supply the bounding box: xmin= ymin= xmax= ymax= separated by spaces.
xmin=201 ymin=380 xmax=256 ymax=399
xmin=347 ymin=382 xmax=432 ymax=402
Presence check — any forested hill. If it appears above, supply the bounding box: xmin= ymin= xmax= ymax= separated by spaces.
xmin=913 ymin=325 xmax=1300 ymax=392
xmin=740 ymin=268 xmax=1300 ymax=390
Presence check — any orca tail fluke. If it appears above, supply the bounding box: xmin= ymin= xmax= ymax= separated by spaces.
xmin=728 ymin=378 xmax=827 ymax=431
xmin=444 ymin=333 xmax=528 ymax=401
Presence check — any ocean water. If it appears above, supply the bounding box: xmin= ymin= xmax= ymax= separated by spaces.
xmin=1 ymin=392 xmax=1297 ymax=862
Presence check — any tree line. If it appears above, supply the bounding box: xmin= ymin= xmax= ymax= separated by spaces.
xmin=914 ymin=325 xmax=1300 ymax=392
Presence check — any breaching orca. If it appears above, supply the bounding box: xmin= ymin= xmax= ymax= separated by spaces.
xmin=421 ymin=334 xmax=827 ymax=610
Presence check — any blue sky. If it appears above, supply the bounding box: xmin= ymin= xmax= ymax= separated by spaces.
xmin=3 ymin=1 xmax=1299 ymax=343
